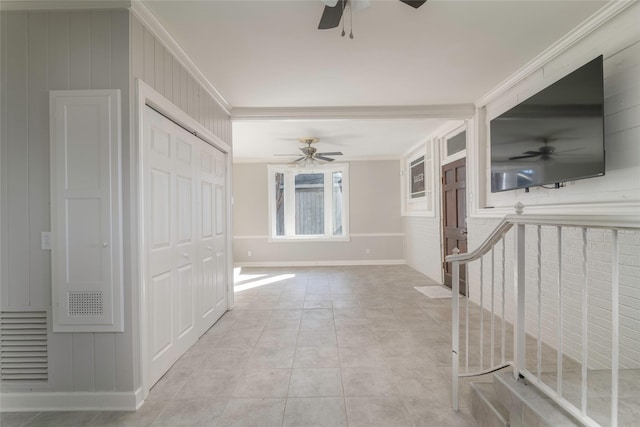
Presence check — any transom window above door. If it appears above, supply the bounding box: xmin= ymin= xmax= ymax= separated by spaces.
xmin=268 ymin=164 xmax=350 ymax=241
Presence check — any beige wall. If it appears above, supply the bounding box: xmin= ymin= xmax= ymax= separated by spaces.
xmin=233 ymin=160 xmax=404 ymax=265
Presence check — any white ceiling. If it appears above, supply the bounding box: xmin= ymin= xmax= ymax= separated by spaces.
xmin=142 ymin=0 xmax=608 ymax=162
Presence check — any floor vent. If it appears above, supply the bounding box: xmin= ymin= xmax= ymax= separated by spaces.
xmin=0 ymin=311 xmax=48 ymax=383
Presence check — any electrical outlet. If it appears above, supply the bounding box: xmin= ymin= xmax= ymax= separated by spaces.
xmin=247 ymin=250 xmax=252 ymax=257
xmin=365 ymin=248 xmax=370 ymax=255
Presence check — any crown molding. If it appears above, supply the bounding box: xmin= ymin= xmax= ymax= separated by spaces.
xmin=0 ymin=0 xmax=130 ymax=11
xmin=475 ymin=0 xmax=636 ymax=107
xmin=230 ymin=104 xmax=476 ymax=121
xmin=130 ymin=1 xmax=231 ymax=115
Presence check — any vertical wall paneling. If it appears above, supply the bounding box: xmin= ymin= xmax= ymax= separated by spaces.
xmin=6 ymin=13 xmax=30 ymax=307
xmin=111 ymin=9 xmax=134 ymax=393
xmin=164 ymin=52 xmax=172 ymax=102
xmin=90 ymin=12 xmax=111 ymax=88
xmin=205 ymin=95 xmax=211 ymax=133
xmin=69 ymin=12 xmax=91 ymax=89
xmin=1 ymin=10 xmax=133 ymax=394
xmin=45 ymin=12 xmax=74 ymax=391
xmin=154 ymin=39 xmax=164 ymax=95
xmin=213 ymin=103 xmax=220 ymax=138
xmin=200 ymin=87 xmax=205 ymax=127
xmin=94 ymin=332 xmax=116 ymax=390
xmin=72 ymin=334 xmax=95 ymax=390
xmin=176 ymin=65 xmax=187 ymax=111
xmin=1 ymin=13 xmax=8 ymax=308
xmin=130 ymin=14 xmax=144 ymax=85
xmin=48 ymin=13 xmax=69 ymax=89
xmin=172 ymin=59 xmax=180 ymax=107
xmin=143 ymin=27 xmax=155 ymax=89
xmin=28 ymin=13 xmax=51 ymax=309
xmin=48 ymin=331 xmax=74 ymax=391
xmin=187 ymin=75 xmax=194 ymax=118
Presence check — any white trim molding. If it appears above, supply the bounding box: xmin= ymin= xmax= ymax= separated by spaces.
xmin=0 ymin=388 xmax=144 ymax=412
xmin=349 ymin=233 xmax=404 ymax=238
xmin=233 ymin=233 xmax=404 ymax=239
xmin=231 ymin=104 xmax=475 ymax=121
xmin=234 ymin=259 xmax=406 ymax=268
xmin=472 ymin=201 xmax=640 ymax=219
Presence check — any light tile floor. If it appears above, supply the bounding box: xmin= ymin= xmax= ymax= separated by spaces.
xmin=2 ymin=265 xmax=479 ymax=427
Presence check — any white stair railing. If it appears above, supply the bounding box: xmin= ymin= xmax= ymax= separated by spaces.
xmin=446 ymin=204 xmax=639 ymax=427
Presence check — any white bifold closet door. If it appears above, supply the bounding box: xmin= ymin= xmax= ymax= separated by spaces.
xmin=144 ymin=107 xmax=227 ymax=386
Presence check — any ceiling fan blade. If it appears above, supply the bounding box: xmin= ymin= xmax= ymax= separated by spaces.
xmin=552 ymin=148 xmax=583 ymax=154
xmin=508 ymin=153 xmax=540 ymax=160
xmin=315 ymin=155 xmax=336 ymax=162
xmin=291 ymin=157 xmax=306 ymax=163
xmin=317 ymin=152 xmax=343 ymax=156
xmin=318 ymin=0 xmax=346 ymax=29
xmin=399 ymin=0 xmax=427 ymax=9
xmin=274 ymin=154 xmax=300 ymax=156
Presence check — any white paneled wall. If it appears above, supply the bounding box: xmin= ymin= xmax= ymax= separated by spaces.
xmin=0 ymin=9 xmax=233 ymax=400
xmin=1 ymin=10 xmax=133 ymax=393
xmin=403 ymin=216 xmax=443 ymax=283
xmin=130 ymin=15 xmax=232 ymax=143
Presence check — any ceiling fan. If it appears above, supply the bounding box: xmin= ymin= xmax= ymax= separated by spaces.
xmin=318 ymin=0 xmax=427 ymax=30
xmin=275 ymin=138 xmax=343 ymax=164
xmin=508 ymin=138 xmax=582 ymax=161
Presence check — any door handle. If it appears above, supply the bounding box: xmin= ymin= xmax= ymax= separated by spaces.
xmin=461 ymin=230 xmax=468 ymax=235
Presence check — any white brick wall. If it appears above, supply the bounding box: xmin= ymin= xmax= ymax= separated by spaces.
xmin=467 ymin=217 xmax=640 ymax=370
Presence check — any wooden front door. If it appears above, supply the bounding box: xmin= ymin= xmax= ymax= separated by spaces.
xmin=442 ymin=158 xmax=467 ymax=295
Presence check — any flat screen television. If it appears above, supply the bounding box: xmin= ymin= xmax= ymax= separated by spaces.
xmin=490 ymin=56 xmax=604 ymax=193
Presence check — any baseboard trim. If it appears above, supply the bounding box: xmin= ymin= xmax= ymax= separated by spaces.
xmin=0 ymin=389 xmax=143 ymax=412
xmin=234 ymin=259 xmax=406 ymax=268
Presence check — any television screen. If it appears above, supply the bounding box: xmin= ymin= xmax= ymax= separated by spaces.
xmin=490 ymin=56 xmax=604 ymax=193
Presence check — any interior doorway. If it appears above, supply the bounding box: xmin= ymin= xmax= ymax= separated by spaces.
xmin=442 ymin=157 xmax=467 ymax=295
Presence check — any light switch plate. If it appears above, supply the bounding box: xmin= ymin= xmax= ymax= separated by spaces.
xmin=41 ymin=232 xmax=52 ymax=250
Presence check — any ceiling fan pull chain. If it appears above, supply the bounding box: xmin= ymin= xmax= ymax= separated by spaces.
xmin=341 ymin=0 xmax=346 ymax=36
xmin=349 ymin=2 xmax=354 ymax=39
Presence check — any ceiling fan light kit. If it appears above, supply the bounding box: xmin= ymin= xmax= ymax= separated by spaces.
xmin=318 ymin=0 xmax=427 ymax=38
xmin=275 ymin=137 xmax=344 ymax=167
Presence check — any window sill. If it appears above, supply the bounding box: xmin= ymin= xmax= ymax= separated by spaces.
xmin=269 ymin=235 xmax=351 ymax=243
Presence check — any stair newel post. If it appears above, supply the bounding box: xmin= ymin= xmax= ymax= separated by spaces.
xmin=452 ymin=247 xmax=460 ymax=411
xmin=513 ymin=203 xmax=526 ymax=380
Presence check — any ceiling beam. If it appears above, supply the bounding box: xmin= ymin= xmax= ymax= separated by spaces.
xmin=231 ymin=104 xmax=476 ymax=121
